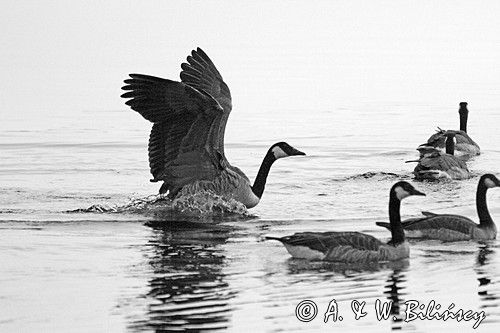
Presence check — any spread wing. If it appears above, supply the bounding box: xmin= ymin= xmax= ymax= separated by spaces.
xmin=275 ymin=232 xmax=383 ymax=254
xmin=121 ymin=73 xmax=226 ymax=193
xmin=180 ymin=48 xmax=232 ymax=154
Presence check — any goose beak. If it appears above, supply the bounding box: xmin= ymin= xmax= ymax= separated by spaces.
xmin=411 ymin=189 xmax=426 ymax=196
xmin=291 ymin=148 xmax=306 ymax=156
xmin=405 ymin=159 xmax=419 ymax=163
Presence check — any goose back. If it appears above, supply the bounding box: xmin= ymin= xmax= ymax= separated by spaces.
xmin=378 ymin=213 xmax=495 ymax=241
xmin=414 ymin=153 xmax=470 ymax=180
xmin=426 ymin=130 xmax=480 ymax=156
xmin=401 ymin=214 xmax=477 ymax=240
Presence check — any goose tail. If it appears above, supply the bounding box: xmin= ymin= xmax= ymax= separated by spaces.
xmin=375 ymin=221 xmax=391 ymax=230
xmin=421 ymin=211 xmax=438 ymax=217
xmin=265 ymin=236 xmax=285 ymax=242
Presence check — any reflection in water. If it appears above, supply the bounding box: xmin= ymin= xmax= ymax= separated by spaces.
xmin=282 ymin=258 xmax=409 ymax=330
xmin=129 ymin=221 xmax=236 ymax=332
xmin=285 ymin=258 xmax=409 ymax=278
xmin=383 ymin=266 xmax=408 ymax=331
xmin=475 ymin=245 xmax=499 ymax=320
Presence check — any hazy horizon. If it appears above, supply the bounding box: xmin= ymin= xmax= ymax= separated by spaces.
xmin=2 ymin=1 xmax=500 ymax=117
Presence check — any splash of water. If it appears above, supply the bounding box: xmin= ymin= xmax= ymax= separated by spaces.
xmin=336 ymin=172 xmax=410 ymax=181
xmin=68 ymin=190 xmax=252 ymax=221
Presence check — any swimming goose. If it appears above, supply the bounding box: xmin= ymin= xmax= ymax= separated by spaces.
xmin=266 ymin=181 xmax=425 ymax=262
xmin=376 ymin=174 xmax=499 ymax=241
xmin=422 ymin=102 xmax=480 ymax=156
xmin=409 ymin=132 xmax=470 ymax=180
xmin=121 ymin=48 xmax=305 ymax=208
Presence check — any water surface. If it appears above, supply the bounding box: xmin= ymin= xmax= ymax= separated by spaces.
xmin=2 ymin=1 xmax=500 ymax=332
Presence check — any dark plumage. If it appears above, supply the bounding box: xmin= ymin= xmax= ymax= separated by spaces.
xmin=268 ymin=231 xmax=382 ymax=253
xmin=267 ymin=181 xmax=426 ymax=262
xmin=410 ymin=132 xmax=470 ymax=180
xmin=121 ymin=48 xmax=305 ymax=208
xmin=422 ymin=102 xmax=480 ymax=157
xmin=376 ymin=174 xmax=499 ymax=241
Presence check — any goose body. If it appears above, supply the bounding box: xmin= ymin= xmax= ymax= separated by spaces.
xmin=267 ymin=232 xmax=410 ymax=262
xmin=121 ymin=48 xmax=305 ymax=208
xmin=376 ymin=174 xmax=499 ymax=241
xmin=423 ymin=102 xmax=480 ymax=157
xmin=267 ymin=181 xmax=425 ymax=262
xmin=410 ymin=132 xmax=470 ymax=180
xmin=174 ymin=164 xmax=261 ymax=208
xmin=425 ymin=130 xmax=480 ymax=157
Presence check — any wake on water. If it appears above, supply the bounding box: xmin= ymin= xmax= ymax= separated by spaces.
xmin=68 ymin=190 xmax=253 ymax=221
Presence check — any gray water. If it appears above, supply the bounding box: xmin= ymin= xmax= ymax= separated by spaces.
xmin=2 ymin=1 xmax=500 ymax=332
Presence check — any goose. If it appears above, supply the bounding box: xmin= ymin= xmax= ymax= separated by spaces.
xmin=409 ymin=131 xmax=470 ymax=180
xmin=266 ymin=181 xmax=425 ymax=262
xmin=422 ymin=102 xmax=480 ymax=156
xmin=121 ymin=48 xmax=305 ymax=208
xmin=376 ymin=174 xmax=499 ymax=241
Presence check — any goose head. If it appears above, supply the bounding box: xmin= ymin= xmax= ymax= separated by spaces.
xmin=481 ymin=174 xmax=500 ymax=189
xmin=269 ymin=142 xmax=306 ymax=160
xmin=391 ymin=181 xmax=426 ymax=201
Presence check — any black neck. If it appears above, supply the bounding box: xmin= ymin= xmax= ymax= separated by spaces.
xmin=459 ymin=107 xmax=468 ymax=132
xmin=251 ymin=150 xmax=277 ymax=198
xmin=477 ymin=181 xmax=493 ymax=227
xmin=388 ymin=194 xmax=405 ymax=245
xmin=445 ymin=135 xmax=455 ymax=155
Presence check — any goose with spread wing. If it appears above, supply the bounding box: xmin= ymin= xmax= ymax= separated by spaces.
xmin=121 ymin=48 xmax=305 ymax=208
xmin=409 ymin=131 xmax=470 ymax=180
xmin=421 ymin=102 xmax=480 ymax=156
xmin=376 ymin=174 xmax=499 ymax=241
xmin=266 ymin=181 xmax=425 ymax=262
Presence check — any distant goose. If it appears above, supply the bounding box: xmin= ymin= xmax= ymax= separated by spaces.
xmin=266 ymin=182 xmax=425 ymax=262
xmin=376 ymin=174 xmax=499 ymax=241
xmin=121 ymin=48 xmax=305 ymax=208
xmin=409 ymin=131 xmax=471 ymax=180
xmin=422 ymin=102 xmax=480 ymax=156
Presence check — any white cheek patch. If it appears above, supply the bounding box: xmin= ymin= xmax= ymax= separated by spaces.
xmin=394 ymin=187 xmax=411 ymax=200
xmin=484 ymin=178 xmax=496 ymax=188
xmin=272 ymin=146 xmax=288 ymax=159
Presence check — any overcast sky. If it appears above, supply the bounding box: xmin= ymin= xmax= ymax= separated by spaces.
xmin=1 ymin=0 xmax=500 ymax=122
